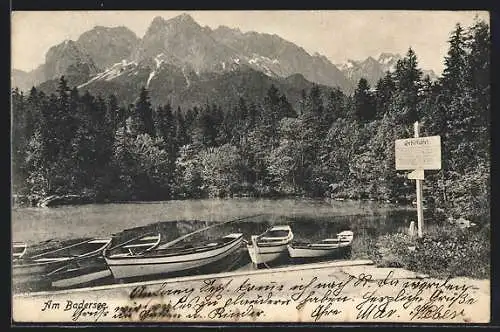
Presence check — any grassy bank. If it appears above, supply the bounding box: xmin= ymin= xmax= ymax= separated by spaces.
xmin=351 ymin=221 xmax=490 ymax=279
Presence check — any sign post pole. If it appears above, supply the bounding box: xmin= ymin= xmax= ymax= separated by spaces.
xmin=395 ymin=124 xmax=440 ymax=238
xmin=414 ymin=122 xmax=424 ymax=238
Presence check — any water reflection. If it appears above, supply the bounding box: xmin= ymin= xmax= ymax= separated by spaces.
xmin=12 ymin=206 xmax=416 ymax=293
xmin=12 ymin=198 xmax=415 ymax=244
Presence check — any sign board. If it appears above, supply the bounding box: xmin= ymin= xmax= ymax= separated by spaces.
xmin=407 ymin=169 xmax=425 ymax=180
xmin=395 ymin=135 xmax=441 ymax=170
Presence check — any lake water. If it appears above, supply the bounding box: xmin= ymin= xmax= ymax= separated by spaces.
xmin=12 ymin=198 xmax=418 ymax=292
xmin=12 ymin=198 xmax=416 ymax=244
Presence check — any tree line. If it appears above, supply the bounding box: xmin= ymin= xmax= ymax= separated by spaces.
xmin=11 ymin=19 xmax=489 ymax=221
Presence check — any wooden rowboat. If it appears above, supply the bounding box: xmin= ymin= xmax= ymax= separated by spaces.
xmin=247 ymin=225 xmax=293 ymax=266
xmin=13 ymin=238 xmax=112 ymax=277
xmin=49 ymin=233 xmax=161 ymax=289
xmin=48 ymin=256 xmax=112 ymax=289
xmin=104 ymin=233 xmax=243 ymax=280
xmin=287 ymin=230 xmax=354 ymax=258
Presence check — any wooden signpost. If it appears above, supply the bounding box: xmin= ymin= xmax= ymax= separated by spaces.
xmin=395 ymin=122 xmax=441 ymax=237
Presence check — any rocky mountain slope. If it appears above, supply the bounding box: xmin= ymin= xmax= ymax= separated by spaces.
xmin=15 ymin=14 xmax=353 ymax=111
xmin=12 ymin=14 xmax=437 ymax=112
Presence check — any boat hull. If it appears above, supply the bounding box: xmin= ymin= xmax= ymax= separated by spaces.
xmin=49 ymin=256 xmax=112 ymax=289
xmin=105 ymin=236 xmax=243 ymax=279
xmin=52 ymin=269 xmax=112 ymax=288
xmin=287 ymin=245 xmax=351 ymax=258
xmin=246 ymin=225 xmax=294 ymax=266
xmin=13 ymin=238 xmax=111 ymax=279
xmin=247 ymin=243 xmax=289 ymax=265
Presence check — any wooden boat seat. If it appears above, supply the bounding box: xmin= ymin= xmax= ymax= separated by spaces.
xmin=109 ymin=253 xmax=133 ymax=258
xmin=140 ymin=236 xmax=160 ymax=241
xmin=124 ymin=242 xmax=159 ymax=248
xmin=160 ymin=244 xmax=209 ymax=254
xmin=88 ymin=239 xmax=111 ymax=244
xmin=34 ymin=257 xmax=71 ymax=262
xmin=225 ymin=233 xmax=242 ymax=238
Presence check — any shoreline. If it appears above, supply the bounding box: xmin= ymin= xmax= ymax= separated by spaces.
xmin=12 ymin=195 xmax=415 ymax=209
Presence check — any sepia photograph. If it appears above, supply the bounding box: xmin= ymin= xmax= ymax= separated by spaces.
xmin=10 ymin=10 xmax=490 ymax=324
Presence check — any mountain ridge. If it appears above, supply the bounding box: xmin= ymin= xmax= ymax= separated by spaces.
xmin=336 ymin=52 xmax=439 ymax=87
xmin=13 ymin=14 xmax=354 ymax=94
xmin=12 ymin=14 xmax=437 ymax=110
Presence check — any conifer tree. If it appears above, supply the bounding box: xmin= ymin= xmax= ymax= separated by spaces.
xmin=11 ymin=89 xmax=28 ymax=193
xmin=392 ymin=48 xmax=423 ymax=125
xmin=132 ymin=87 xmax=155 ymax=137
xmin=106 ymin=94 xmax=120 ymax=134
xmin=354 ymin=78 xmax=376 ymax=122
xmin=441 ymin=23 xmax=468 ymax=97
xmin=374 ymin=72 xmax=396 ymax=119
xmin=174 ymin=106 xmax=188 ymax=148
xmin=155 ymin=103 xmax=176 ymax=159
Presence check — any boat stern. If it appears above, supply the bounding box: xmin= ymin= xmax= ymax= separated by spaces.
xmin=247 ymin=235 xmax=260 ymax=264
xmin=337 ymin=230 xmax=354 ymax=244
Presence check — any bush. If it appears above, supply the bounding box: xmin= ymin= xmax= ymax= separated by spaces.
xmin=370 ymin=224 xmax=490 ymax=279
xmin=350 ymin=233 xmax=378 ymax=260
xmin=373 ymin=233 xmax=414 ymax=268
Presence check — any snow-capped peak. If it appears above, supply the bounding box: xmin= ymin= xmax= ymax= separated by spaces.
xmin=336 ymin=59 xmax=358 ymax=71
xmin=246 ymin=54 xmax=280 ymax=76
xmin=378 ymin=53 xmax=401 ymax=65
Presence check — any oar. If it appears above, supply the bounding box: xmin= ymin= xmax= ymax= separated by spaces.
xmin=157 ymin=214 xmax=264 ymax=250
xmin=29 ymin=238 xmax=91 ymax=259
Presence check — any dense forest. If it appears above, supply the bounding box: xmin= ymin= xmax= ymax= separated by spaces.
xmin=11 ymin=20 xmax=490 ymax=221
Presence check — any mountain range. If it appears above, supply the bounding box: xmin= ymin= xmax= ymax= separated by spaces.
xmin=336 ymin=53 xmax=438 ymax=88
xmin=11 ymin=13 xmax=439 ymax=110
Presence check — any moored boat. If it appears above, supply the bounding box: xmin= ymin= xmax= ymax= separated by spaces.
xmin=47 ymin=233 xmax=161 ymax=289
xmin=287 ymin=230 xmax=354 ymax=258
xmin=48 ymin=256 xmax=111 ymax=289
xmin=104 ymin=233 xmax=244 ymax=280
xmin=13 ymin=242 xmax=27 ymax=260
xmin=247 ymin=225 xmax=293 ymax=266
xmin=13 ymin=238 xmax=112 ymax=277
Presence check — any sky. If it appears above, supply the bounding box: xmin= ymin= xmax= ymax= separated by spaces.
xmin=11 ymin=10 xmax=489 ymax=75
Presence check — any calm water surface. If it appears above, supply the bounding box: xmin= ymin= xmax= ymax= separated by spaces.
xmin=12 ymin=198 xmax=416 ymax=244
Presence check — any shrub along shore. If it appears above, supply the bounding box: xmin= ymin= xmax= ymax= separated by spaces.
xmin=351 ymin=219 xmax=490 ymax=279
